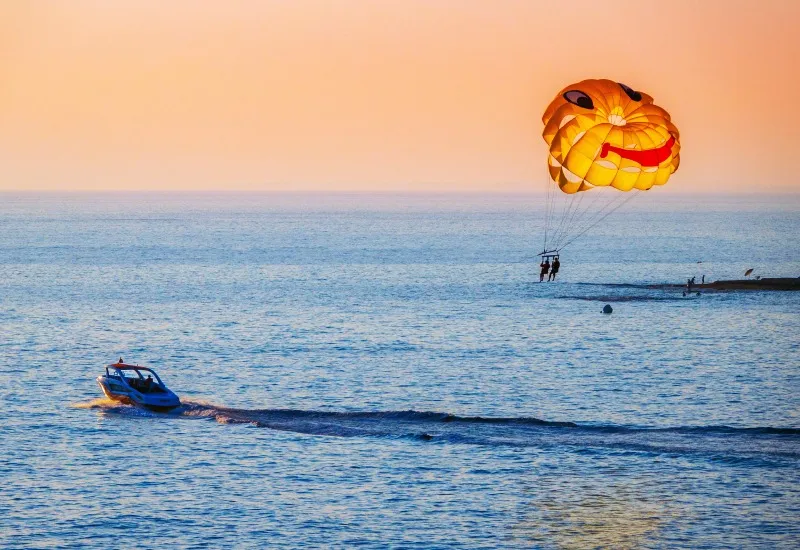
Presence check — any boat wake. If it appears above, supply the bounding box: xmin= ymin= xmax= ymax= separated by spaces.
xmin=72 ymin=397 xmax=184 ymax=417
xmin=551 ymin=282 xmax=704 ymax=302
xmin=72 ymin=397 xmax=120 ymax=409
xmin=558 ymin=294 xmax=690 ymax=303
xmin=76 ymin=399 xmax=800 ymax=465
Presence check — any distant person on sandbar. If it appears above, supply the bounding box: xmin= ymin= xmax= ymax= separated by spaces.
xmin=687 ymin=277 xmax=693 ymax=293
xmin=540 ymin=259 xmax=550 ymax=282
xmin=549 ymin=257 xmax=560 ymax=281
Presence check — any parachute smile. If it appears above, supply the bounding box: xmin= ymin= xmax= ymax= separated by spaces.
xmin=600 ymin=135 xmax=676 ymax=167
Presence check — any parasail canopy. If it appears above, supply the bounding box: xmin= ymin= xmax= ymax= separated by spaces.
xmin=539 ymin=79 xmax=681 ymax=254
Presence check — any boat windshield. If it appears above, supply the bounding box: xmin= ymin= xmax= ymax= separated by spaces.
xmin=118 ymin=368 xmax=166 ymax=393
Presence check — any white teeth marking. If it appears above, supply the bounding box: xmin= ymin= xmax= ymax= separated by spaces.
xmin=608 ymin=114 xmax=627 ymax=126
xmin=621 ymin=166 xmax=641 ymax=173
xmin=571 ymin=131 xmax=586 ymax=146
xmin=644 ymin=167 xmax=658 ymax=173
xmin=548 ymin=155 xmax=561 ymax=167
xmin=558 ymin=115 xmax=576 ymax=129
xmin=562 ymin=166 xmax=583 ymax=183
xmin=595 ymin=160 xmax=616 ymax=169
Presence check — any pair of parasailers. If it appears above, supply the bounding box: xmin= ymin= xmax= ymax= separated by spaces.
xmin=540 ymin=257 xmax=560 ymax=282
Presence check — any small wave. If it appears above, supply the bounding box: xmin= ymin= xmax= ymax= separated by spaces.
xmin=179 ymin=404 xmax=577 ymax=427
xmin=567 ymin=422 xmax=800 ymax=436
xmin=575 ymin=282 xmax=656 ymax=289
xmin=557 ymin=295 xmax=688 ymax=303
xmin=654 ymin=425 xmax=800 ymax=436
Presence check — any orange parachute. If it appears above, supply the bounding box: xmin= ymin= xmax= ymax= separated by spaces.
xmin=539 ymin=79 xmax=681 ymax=254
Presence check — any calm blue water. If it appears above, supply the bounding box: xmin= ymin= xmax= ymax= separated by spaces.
xmin=1 ymin=193 xmax=799 ymax=548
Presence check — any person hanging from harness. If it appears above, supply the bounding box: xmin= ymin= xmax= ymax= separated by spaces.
xmin=548 ymin=257 xmax=560 ymax=281
xmin=539 ymin=258 xmax=550 ymax=282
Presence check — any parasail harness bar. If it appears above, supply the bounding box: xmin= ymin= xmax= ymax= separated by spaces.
xmin=537 ymin=249 xmax=560 ymax=261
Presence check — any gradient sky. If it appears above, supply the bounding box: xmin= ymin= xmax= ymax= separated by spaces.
xmin=2 ymin=0 xmax=799 ymax=193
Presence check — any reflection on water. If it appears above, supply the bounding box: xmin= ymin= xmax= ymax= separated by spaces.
xmin=514 ymin=475 xmax=673 ymax=549
xmin=70 ymin=397 xmax=118 ymax=409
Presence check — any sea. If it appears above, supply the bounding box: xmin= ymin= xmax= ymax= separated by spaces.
xmin=1 ymin=192 xmax=798 ymax=549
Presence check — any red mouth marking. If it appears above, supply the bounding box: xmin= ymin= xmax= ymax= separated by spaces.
xmin=600 ymin=135 xmax=675 ymax=167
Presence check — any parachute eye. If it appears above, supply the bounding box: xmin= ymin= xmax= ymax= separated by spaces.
xmin=618 ymin=83 xmax=642 ymax=102
xmin=563 ymin=90 xmax=594 ymax=110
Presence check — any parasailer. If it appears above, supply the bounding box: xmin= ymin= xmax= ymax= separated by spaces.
xmin=539 ymin=257 xmax=550 ymax=282
xmin=549 ymin=257 xmax=560 ymax=281
xmin=538 ymin=79 xmax=681 ymax=265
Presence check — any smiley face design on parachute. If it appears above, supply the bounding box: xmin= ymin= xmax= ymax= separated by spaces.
xmin=542 ymin=79 xmax=680 ymax=194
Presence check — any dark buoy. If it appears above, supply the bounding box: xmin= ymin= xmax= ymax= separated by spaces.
xmin=602 ymin=304 xmax=613 ymax=314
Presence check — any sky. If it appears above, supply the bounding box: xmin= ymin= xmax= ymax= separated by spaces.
xmin=1 ymin=0 xmax=799 ymax=193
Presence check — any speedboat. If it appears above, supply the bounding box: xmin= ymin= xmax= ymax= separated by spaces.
xmin=96 ymin=358 xmax=181 ymax=411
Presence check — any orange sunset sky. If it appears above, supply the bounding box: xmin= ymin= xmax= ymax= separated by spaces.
xmin=1 ymin=0 xmax=799 ymax=193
